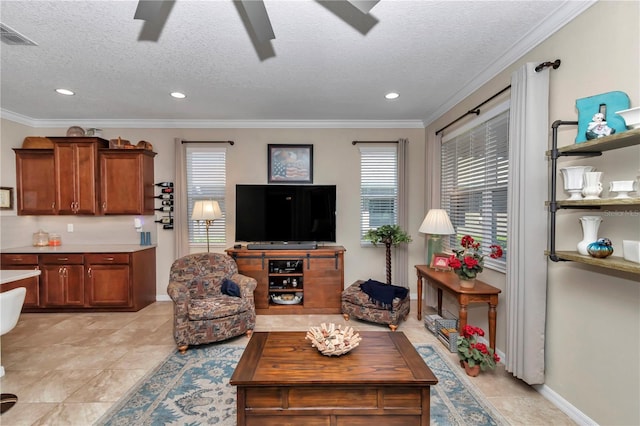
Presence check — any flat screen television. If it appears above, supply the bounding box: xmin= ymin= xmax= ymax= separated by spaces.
xmin=235 ymin=184 xmax=336 ymax=243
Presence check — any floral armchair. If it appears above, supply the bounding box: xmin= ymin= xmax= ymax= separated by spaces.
xmin=167 ymin=253 xmax=257 ymax=353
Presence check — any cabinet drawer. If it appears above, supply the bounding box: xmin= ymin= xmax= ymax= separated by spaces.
xmin=1 ymin=254 xmax=39 ymax=265
xmin=85 ymin=253 xmax=129 ymax=264
xmin=40 ymin=254 xmax=84 ymax=264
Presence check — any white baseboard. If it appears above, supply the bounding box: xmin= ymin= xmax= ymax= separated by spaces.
xmin=534 ymin=384 xmax=598 ymax=426
xmin=156 ymin=295 xmax=171 ymax=302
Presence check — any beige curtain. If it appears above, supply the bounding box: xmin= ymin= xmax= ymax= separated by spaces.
xmin=424 ymin=132 xmax=442 ymax=308
xmin=506 ymin=63 xmax=550 ymax=384
xmin=394 ymin=138 xmax=409 ymax=287
xmin=174 ymin=138 xmax=189 ymax=258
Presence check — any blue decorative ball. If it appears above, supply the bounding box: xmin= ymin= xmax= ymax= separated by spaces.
xmin=587 ymin=238 xmax=614 ymax=258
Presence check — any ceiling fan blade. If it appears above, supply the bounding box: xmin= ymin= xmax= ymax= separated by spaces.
xmin=134 ymin=0 xmax=176 ymax=42
xmin=346 ymin=0 xmax=380 ymax=14
xmin=236 ymin=0 xmax=275 ymax=43
xmin=134 ymin=0 xmax=166 ymax=21
xmin=316 ymin=0 xmax=379 ymax=35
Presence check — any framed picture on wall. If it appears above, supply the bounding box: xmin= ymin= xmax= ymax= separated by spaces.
xmin=268 ymin=144 xmax=313 ymax=183
xmin=430 ymin=252 xmax=452 ymax=271
xmin=0 ymin=187 xmax=13 ymax=210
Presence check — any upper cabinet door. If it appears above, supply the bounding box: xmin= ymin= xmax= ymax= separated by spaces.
xmin=54 ymin=141 xmax=99 ymax=215
xmin=99 ymin=150 xmax=156 ymax=215
xmin=14 ymin=149 xmax=56 ymax=215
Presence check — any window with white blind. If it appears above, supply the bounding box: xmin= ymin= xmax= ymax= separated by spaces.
xmin=186 ymin=146 xmax=226 ymax=247
xmin=359 ymin=145 xmax=398 ymax=243
xmin=441 ymin=102 xmax=509 ymax=271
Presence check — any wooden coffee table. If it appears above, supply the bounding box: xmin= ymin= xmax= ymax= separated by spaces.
xmin=230 ymin=331 xmax=438 ymax=426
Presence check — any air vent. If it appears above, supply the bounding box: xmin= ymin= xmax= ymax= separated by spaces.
xmin=0 ymin=23 xmax=37 ymax=46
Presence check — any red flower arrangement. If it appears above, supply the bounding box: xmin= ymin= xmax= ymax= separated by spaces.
xmin=447 ymin=235 xmax=503 ymax=280
xmin=457 ymin=324 xmax=500 ymax=371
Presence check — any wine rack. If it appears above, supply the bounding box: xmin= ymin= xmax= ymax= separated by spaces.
xmin=154 ymin=182 xmax=174 ymax=229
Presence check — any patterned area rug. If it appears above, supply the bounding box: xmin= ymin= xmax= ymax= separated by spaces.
xmin=97 ymin=343 xmax=508 ymax=425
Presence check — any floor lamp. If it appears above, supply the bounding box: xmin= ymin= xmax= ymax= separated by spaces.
xmin=419 ymin=209 xmax=455 ymax=267
xmin=191 ymin=200 xmax=222 ymax=252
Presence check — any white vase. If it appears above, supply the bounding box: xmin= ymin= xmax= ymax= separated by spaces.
xmin=582 ymin=172 xmax=603 ymax=200
xmin=559 ymin=166 xmax=594 ymax=200
xmin=577 ymin=216 xmax=602 ymax=255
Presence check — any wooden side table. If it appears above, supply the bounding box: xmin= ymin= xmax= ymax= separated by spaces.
xmin=415 ymin=265 xmax=501 ymax=350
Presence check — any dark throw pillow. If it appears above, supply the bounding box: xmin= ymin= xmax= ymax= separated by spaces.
xmin=221 ymin=278 xmax=241 ymax=297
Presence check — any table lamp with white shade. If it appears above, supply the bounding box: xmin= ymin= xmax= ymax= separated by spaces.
xmin=419 ymin=209 xmax=455 ymax=267
xmin=191 ymin=200 xmax=222 ymax=252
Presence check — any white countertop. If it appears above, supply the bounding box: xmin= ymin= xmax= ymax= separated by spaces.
xmin=1 ymin=269 xmax=41 ymax=285
xmin=1 ymin=244 xmax=156 ymax=254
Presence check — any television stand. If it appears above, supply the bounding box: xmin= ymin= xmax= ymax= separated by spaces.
xmin=247 ymin=242 xmax=317 ymax=250
xmin=225 ymin=245 xmax=345 ymax=315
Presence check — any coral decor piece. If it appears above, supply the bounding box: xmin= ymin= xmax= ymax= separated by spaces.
xmin=447 ymin=235 xmax=503 ymax=281
xmin=306 ymin=323 xmax=362 ymax=356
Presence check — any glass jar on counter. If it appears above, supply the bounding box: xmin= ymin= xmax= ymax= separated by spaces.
xmin=48 ymin=234 xmax=61 ymax=246
xmin=32 ymin=229 xmax=49 ymax=247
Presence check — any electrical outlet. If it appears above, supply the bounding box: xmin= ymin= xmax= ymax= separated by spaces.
xmin=67 ymin=224 xmax=74 ymax=232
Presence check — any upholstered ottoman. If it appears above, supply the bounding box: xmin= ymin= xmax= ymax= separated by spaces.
xmin=341 ymin=280 xmax=410 ymax=331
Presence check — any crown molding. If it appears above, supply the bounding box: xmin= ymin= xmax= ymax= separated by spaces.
xmin=0 ymin=110 xmax=425 ymax=129
xmin=423 ymin=0 xmax=597 ymax=128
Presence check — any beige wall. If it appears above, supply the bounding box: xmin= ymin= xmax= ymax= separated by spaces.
xmin=425 ymin=1 xmax=639 ymax=425
xmin=1 ymin=121 xmax=427 ymax=301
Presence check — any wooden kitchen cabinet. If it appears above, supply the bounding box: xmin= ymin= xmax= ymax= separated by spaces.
xmin=99 ymin=150 xmax=156 ymax=215
xmin=14 ymin=137 xmax=156 ymax=216
xmin=53 ymin=138 xmax=106 ymax=215
xmin=1 ymin=247 xmax=156 ymax=312
xmin=13 ymin=149 xmax=56 ymax=215
xmin=85 ymin=253 xmax=131 ymax=307
xmin=40 ymin=254 xmax=85 ymax=307
xmin=0 ymin=254 xmax=41 ymax=308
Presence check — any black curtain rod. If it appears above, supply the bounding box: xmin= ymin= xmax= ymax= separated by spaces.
xmin=352 ymin=140 xmax=399 ymax=145
xmin=435 ymin=85 xmax=511 ymax=136
xmin=535 ymin=59 xmax=561 ymax=72
xmin=181 ymin=140 xmax=234 ymax=145
xmin=435 ymin=58 xmax=561 ymax=136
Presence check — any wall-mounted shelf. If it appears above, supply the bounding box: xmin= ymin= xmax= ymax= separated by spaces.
xmin=547 ymin=123 xmax=640 ymax=274
xmin=548 ymin=251 xmax=640 ymax=274
xmin=547 ymin=127 xmax=640 ymax=156
xmin=550 ymin=197 xmax=640 ymax=208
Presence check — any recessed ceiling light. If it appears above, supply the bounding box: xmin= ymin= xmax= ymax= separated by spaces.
xmin=55 ymin=88 xmax=75 ymax=96
xmin=171 ymin=92 xmax=186 ymax=99
xmin=385 ymin=92 xmax=399 ymax=100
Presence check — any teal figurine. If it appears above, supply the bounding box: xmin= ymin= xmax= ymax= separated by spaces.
xmin=587 ymin=238 xmax=614 ymax=258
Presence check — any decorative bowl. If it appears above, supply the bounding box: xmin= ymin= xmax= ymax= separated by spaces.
xmin=271 ymin=293 xmax=302 ymax=305
xmin=66 ymin=126 xmax=85 ymax=137
xmin=306 ymin=323 xmax=362 ymax=356
xmin=615 ymin=107 xmax=640 ymax=129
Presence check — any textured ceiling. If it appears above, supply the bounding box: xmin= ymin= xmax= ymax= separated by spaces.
xmin=0 ymin=0 xmax=593 ymax=127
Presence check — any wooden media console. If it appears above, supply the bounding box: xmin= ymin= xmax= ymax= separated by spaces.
xmin=225 ymin=246 xmax=345 ymax=315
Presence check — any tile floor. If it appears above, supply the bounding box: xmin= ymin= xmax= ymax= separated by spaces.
xmin=0 ymin=301 xmax=576 ymax=425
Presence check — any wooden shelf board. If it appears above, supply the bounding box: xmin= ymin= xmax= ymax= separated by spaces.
xmin=550 ymin=251 xmax=640 ymax=274
xmin=554 ymin=198 xmax=640 ymax=207
xmin=547 ymin=128 xmax=640 ymax=155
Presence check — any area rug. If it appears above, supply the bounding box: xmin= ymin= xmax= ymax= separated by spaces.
xmin=97 ymin=343 xmax=508 ymax=426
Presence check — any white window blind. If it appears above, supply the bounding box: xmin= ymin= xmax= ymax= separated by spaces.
xmin=441 ymin=103 xmax=509 ymax=271
xmin=186 ymin=146 xmax=226 ymax=247
xmin=359 ymin=145 xmax=398 ymax=243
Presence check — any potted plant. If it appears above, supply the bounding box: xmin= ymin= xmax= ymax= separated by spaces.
xmin=457 ymin=324 xmax=500 ymax=376
xmin=363 ymin=224 xmax=412 ymax=284
xmin=447 ymin=235 xmax=503 ymax=287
